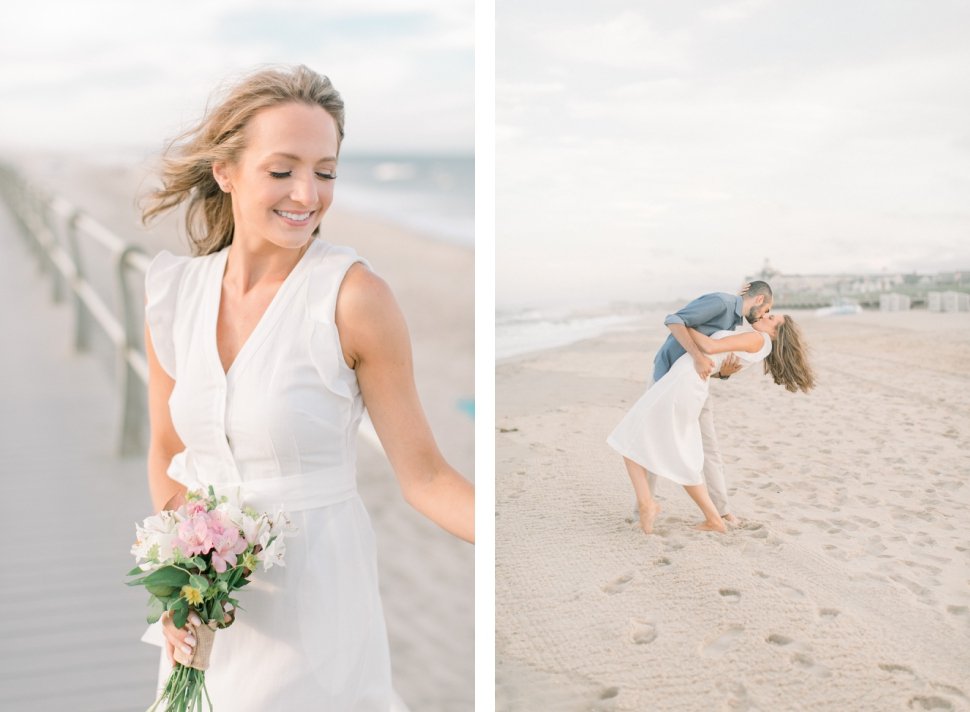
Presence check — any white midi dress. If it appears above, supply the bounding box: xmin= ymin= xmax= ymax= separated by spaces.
xmin=607 ymin=330 xmax=771 ymax=486
xmin=139 ymin=237 xmax=409 ymax=711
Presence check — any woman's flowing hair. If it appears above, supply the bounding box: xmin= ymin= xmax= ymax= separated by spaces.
xmin=141 ymin=65 xmax=344 ymax=256
xmin=764 ymin=315 xmax=815 ymax=393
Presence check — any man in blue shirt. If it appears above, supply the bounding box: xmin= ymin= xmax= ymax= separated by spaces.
xmin=636 ymin=281 xmax=773 ymax=529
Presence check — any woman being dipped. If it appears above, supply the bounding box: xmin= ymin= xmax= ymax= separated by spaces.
xmin=607 ymin=313 xmax=814 ymax=533
xmin=140 ymin=65 xmax=473 ymax=711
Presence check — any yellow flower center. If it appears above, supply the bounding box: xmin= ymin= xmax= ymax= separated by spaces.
xmin=180 ymin=585 xmax=204 ymax=606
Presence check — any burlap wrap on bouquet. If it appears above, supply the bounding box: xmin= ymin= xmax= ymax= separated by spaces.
xmin=173 ymin=621 xmax=217 ymax=671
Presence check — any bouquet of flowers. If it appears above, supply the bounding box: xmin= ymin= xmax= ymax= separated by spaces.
xmin=127 ymin=486 xmax=297 ymax=712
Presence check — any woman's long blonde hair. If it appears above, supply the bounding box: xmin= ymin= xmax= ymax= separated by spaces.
xmin=764 ymin=315 xmax=815 ymax=393
xmin=141 ymin=65 xmax=344 ymax=256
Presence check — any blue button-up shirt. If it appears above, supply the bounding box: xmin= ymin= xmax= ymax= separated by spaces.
xmin=652 ymin=292 xmax=743 ymax=382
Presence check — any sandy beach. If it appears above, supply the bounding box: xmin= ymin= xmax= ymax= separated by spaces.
xmin=7 ymin=154 xmax=474 ymax=711
xmin=496 ymin=309 xmax=970 ymax=711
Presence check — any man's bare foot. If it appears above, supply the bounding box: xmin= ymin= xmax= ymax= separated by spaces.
xmin=637 ymin=501 xmax=661 ymax=534
xmin=722 ymin=513 xmax=739 ymax=528
xmin=693 ymin=519 xmax=727 ymax=533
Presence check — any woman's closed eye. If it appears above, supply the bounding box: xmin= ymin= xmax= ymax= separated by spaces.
xmin=269 ymin=171 xmax=337 ymax=180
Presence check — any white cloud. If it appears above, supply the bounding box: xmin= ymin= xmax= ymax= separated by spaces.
xmin=497 ymin=1 xmax=970 ymax=309
xmin=0 ymin=0 xmax=473 ymax=154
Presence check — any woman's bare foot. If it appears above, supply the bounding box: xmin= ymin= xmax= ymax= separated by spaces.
xmin=637 ymin=501 xmax=662 ymax=534
xmin=693 ymin=518 xmax=727 ymax=533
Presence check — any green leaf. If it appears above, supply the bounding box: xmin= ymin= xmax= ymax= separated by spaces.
xmin=189 ymin=574 xmax=209 ymax=592
xmin=171 ymin=599 xmax=189 ymax=629
xmin=208 ymin=597 xmax=222 ymax=622
xmin=146 ymin=596 xmax=165 ymax=624
xmin=127 ymin=565 xmax=147 ymax=577
xmin=143 ymin=566 xmax=190 ymax=589
xmin=191 ymin=556 xmax=207 ymax=571
xmin=145 ymin=584 xmax=177 ymax=598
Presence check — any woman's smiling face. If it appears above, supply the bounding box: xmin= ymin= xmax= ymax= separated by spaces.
xmin=214 ymin=101 xmax=340 ymax=250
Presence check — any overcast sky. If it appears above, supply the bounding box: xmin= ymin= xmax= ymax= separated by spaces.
xmin=497 ymin=0 xmax=970 ymax=309
xmin=0 ymin=0 xmax=472 ymax=156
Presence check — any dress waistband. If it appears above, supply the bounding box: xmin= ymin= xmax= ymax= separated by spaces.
xmin=167 ymin=452 xmax=358 ymax=513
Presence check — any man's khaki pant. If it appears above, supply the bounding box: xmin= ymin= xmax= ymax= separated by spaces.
xmin=647 ymin=392 xmax=730 ymax=516
xmin=636 ymin=376 xmax=730 ymax=516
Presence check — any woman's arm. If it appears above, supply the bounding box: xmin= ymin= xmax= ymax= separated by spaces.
xmin=145 ymin=323 xmax=187 ymax=513
xmin=687 ymin=328 xmax=764 ymax=355
xmin=337 ymin=265 xmax=474 ymax=543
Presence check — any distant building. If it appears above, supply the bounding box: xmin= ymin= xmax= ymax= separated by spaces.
xmin=749 ymin=262 xmax=970 ymax=309
xmin=929 ymin=291 xmax=970 ymax=312
xmin=880 ymin=293 xmax=911 ymax=311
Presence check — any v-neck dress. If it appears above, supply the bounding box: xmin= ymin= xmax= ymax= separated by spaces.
xmin=139 ymin=238 xmax=406 ymax=711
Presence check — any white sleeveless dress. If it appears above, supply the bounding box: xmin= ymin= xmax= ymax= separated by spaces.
xmin=139 ymin=238 xmax=409 ymax=711
xmin=607 ymin=330 xmax=771 ymax=486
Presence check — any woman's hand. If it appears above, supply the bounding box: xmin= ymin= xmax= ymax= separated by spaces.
xmin=161 ymin=609 xmax=201 ymax=667
xmin=162 ymin=606 xmax=235 ymax=666
xmin=716 ymin=353 xmax=742 ymax=378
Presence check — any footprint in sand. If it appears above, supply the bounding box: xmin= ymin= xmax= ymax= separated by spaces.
xmin=600 ymin=687 xmax=619 ymax=700
xmin=791 ymin=652 xmax=830 ymax=676
xmin=629 ymin=618 xmax=657 ymax=645
xmin=766 ymin=633 xmax=793 ymax=646
xmin=654 ymin=557 xmax=672 ymax=567
xmin=701 ymin=626 xmax=744 ymax=658
xmin=776 ymin=581 xmax=806 ymax=601
xmin=930 ymin=683 xmax=967 ymax=701
xmin=602 ymin=572 xmax=634 ymax=595
xmin=908 ymin=696 xmax=954 ymax=710
xmin=719 ymin=588 xmax=741 ymax=603
xmin=717 ymin=680 xmax=752 ymax=711
xmin=879 ymin=663 xmax=918 ymax=681
xmin=818 ymin=608 xmax=840 ymax=620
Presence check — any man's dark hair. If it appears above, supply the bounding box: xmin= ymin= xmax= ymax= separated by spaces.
xmin=747 ymin=280 xmax=772 ymax=299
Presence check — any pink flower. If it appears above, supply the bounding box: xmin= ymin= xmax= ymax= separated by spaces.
xmin=174 ymin=509 xmax=248 ymax=573
xmin=185 ymin=499 xmax=208 ymax=517
xmin=209 ymin=511 xmax=248 ymax=573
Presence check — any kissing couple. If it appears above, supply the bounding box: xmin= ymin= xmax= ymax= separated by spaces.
xmin=607 ymin=281 xmax=815 ymax=534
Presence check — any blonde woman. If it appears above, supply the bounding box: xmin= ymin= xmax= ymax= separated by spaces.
xmin=138 ymin=65 xmax=473 ymax=710
xmin=608 ymin=313 xmax=814 ymax=533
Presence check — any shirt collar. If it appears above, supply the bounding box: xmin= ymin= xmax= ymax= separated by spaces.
xmin=734 ymin=295 xmax=744 ymax=323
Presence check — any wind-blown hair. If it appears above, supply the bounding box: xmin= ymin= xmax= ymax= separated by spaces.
xmin=141 ymin=65 xmax=345 ymax=256
xmin=764 ymin=315 xmax=815 ymax=393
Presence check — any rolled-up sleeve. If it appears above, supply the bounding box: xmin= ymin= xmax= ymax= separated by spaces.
xmin=664 ymin=294 xmax=730 ymax=328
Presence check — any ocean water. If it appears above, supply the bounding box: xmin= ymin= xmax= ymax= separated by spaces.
xmin=335 ymin=154 xmax=473 ymax=247
xmin=10 ymin=148 xmax=474 ymax=250
xmin=496 ymin=306 xmax=668 ymax=361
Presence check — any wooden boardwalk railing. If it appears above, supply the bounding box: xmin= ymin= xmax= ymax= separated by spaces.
xmin=0 ymin=196 xmax=161 ymax=711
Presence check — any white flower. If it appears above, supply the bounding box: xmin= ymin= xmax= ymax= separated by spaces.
xmin=259 ymin=535 xmax=288 ymax=572
xmin=216 ymin=500 xmax=245 ymax=529
xmin=131 ymin=510 xmax=181 ymax=565
xmin=240 ymin=512 xmax=270 ymax=547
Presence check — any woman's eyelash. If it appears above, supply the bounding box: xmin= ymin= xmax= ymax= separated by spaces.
xmin=269 ymin=171 xmax=337 ymax=180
